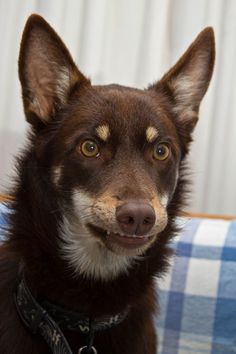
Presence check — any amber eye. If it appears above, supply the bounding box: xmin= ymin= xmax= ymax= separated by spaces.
xmin=80 ymin=140 xmax=99 ymax=158
xmin=153 ymin=143 xmax=170 ymax=161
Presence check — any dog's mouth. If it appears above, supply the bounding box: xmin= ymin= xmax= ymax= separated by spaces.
xmin=88 ymin=224 xmax=154 ymax=250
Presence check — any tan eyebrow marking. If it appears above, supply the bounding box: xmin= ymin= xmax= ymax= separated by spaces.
xmin=146 ymin=126 xmax=159 ymax=143
xmin=96 ymin=125 xmax=110 ymax=142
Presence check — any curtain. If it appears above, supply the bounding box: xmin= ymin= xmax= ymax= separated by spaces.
xmin=0 ymin=0 xmax=235 ymax=215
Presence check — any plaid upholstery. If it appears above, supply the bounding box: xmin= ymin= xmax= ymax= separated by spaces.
xmin=0 ymin=204 xmax=236 ymax=353
xmin=0 ymin=203 xmax=9 ymax=240
xmin=156 ymin=217 xmax=236 ymax=354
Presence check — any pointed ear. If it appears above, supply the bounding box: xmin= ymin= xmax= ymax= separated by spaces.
xmin=150 ymin=27 xmax=215 ymax=133
xmin=19 ymin=14 xmax=89 ymax=126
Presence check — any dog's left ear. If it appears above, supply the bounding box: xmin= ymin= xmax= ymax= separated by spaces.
xmin=150 ymin=27 xmax=215 ymax=134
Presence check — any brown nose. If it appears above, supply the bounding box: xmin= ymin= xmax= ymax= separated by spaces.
xmin=116 ymin=201 xmax=156 ymax=236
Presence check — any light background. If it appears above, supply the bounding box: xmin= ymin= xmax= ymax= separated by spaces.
xmin=0 ymin=0 xmax=236 ymax=215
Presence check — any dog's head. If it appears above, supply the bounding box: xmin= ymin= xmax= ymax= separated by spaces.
xmin=18 ymin=15 xmax=215 ymax=280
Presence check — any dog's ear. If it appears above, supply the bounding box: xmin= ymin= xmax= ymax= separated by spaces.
xmin=19 ymin=14 xmax=89 ymax=127
xmin=150 ymin=27 xmax=215 ymax=134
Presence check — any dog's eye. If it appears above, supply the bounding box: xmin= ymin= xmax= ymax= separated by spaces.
xmin=80 ymin=140 xmax=99 ymax=158
xmin=153 ymin=143 xmax=170 ymax=161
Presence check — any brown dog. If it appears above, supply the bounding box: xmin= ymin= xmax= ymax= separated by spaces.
xmin=0 ymin=15 xmax=215 ymax=354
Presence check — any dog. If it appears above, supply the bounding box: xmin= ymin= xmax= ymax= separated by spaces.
xmin=0 ymin=14 xmax=215 ymax=354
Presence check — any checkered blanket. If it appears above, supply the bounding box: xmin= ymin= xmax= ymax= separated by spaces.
xmin=157 ymin=217 xmax=236 ymax=354
xmin=0 ymin=203 xmax=9 ymax=239
xmin=0 ymin=204 xmax=236 ymax=353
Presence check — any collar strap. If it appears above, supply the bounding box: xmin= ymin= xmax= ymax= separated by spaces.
xmin=15 ymin=277 xmax=128 ymax=354
xmin=41 ymin=299 xmax=128 ymax=333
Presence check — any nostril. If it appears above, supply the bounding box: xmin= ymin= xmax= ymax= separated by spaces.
xmin=118 ymin=215 xmax=134 ymax=225
xmin=143 ymin=214 xmax=155 ymax=225
xmin=128 ymin=216 xmax=134 ymax=225
xmin=143 ymin=218 xmax=150 ymax=225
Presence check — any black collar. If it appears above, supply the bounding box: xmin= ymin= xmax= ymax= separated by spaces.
xmin=15 ymin=277 xmax=128 ymax=354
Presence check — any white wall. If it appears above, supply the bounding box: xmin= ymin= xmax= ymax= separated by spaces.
xmin=0 ymin=0 xmax=236 ymax=215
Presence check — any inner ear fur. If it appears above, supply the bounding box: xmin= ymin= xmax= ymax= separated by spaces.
xmin=150 ymin=27 xmax=215 ymax=133
xmin=19 ymin=14 xmax=90 ymax=126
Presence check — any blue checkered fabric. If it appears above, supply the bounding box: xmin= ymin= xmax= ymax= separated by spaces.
xmin=0 ymin=204 xmax=235 ymax=353
xmin=156 ymin=217 xmax=236 ymax=354
xmin=0 ymin=203 xmax=9 ymax=241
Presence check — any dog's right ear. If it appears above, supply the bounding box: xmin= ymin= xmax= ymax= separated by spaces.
xmin=19 ymin=14 xmax=89 ymax=128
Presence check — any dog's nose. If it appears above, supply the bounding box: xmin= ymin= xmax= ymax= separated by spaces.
xmin=116 ymin=201 xmax=156 ymax=236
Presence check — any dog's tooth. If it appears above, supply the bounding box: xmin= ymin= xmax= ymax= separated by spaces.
xmin=107 ymin=230 xmax=110 ymax=235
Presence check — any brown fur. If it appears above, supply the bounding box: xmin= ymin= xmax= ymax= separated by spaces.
xmin=0 ymin=15 xmax=215 ymax=353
